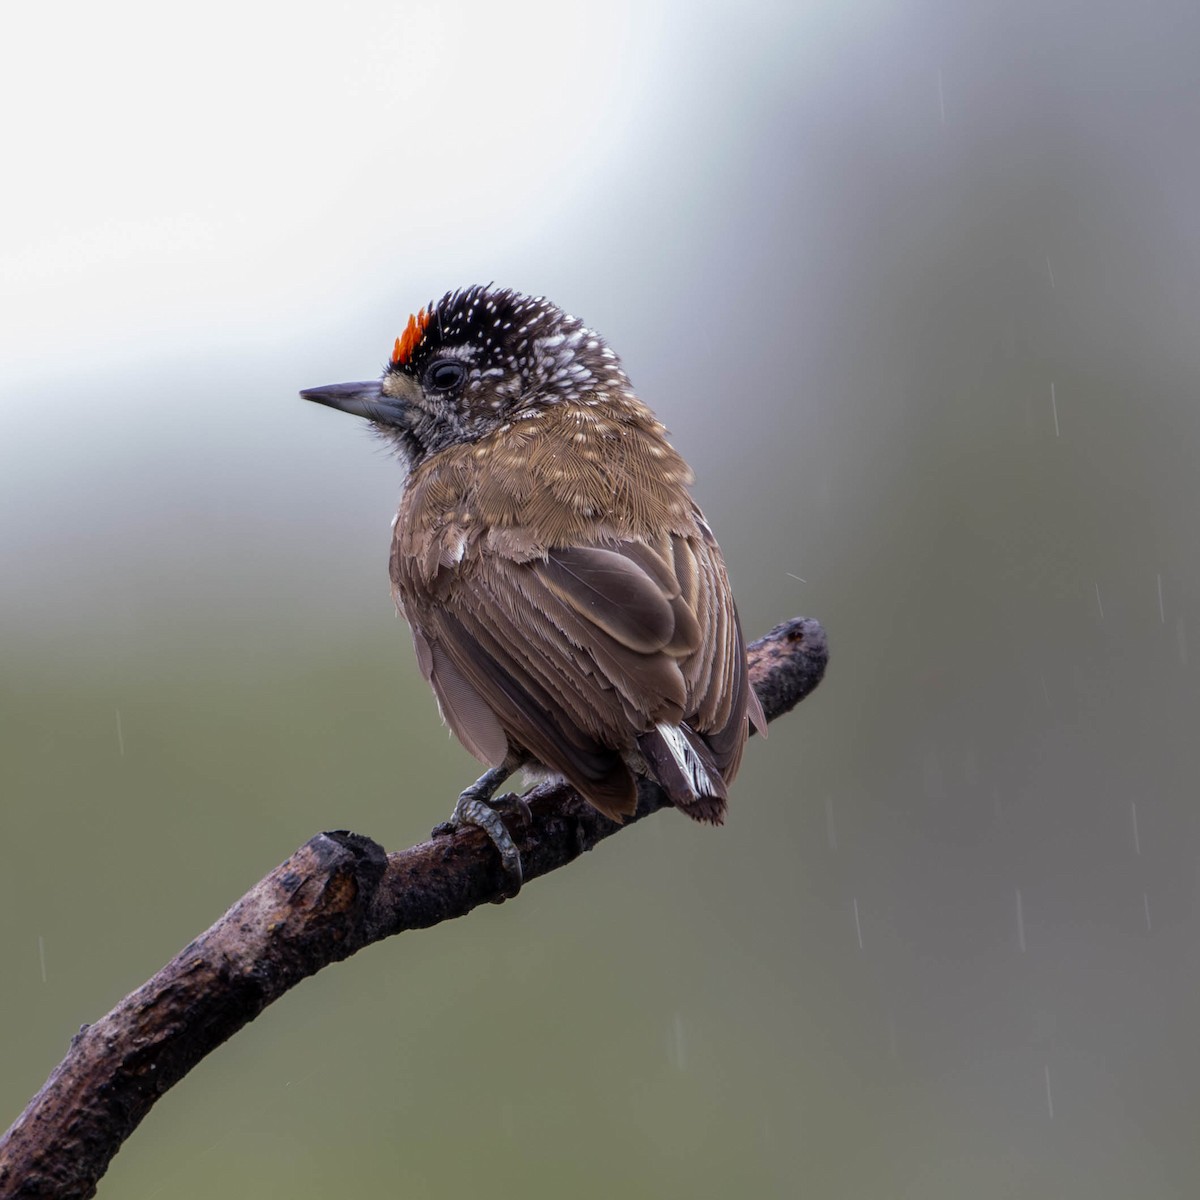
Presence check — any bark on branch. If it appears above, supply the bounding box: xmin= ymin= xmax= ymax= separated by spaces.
xmin=0 ymin=616 xmax=828 ymax=1199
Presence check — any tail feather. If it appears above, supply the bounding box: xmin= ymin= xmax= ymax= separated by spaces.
xmin=638 ymin=722 xmax=728 ymax=825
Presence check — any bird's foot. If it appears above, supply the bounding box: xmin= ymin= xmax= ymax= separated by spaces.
xmin=432 ymin=766 xmax=524 ymax=898
xmin=489 ymin=791 xmax=533 ymax=824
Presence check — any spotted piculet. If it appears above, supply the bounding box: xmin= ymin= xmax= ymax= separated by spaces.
xmin=302 ymin=285 xmax=764 ymax=881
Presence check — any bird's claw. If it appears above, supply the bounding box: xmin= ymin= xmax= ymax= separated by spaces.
xmin=451 ymin=794 xmax=523 ymax=899
xmin=490 ymin=791 xmax=533 ymax=824
xmin=429 ymin=767 xmax=525 ymax=899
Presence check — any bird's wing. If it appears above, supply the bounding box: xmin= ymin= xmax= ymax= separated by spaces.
xmin=404 ymin=526 xmax=755 ymax=822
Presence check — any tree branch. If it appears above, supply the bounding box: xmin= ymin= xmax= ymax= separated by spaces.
xmin=0 ymin=616 xmax=828 ymax=1199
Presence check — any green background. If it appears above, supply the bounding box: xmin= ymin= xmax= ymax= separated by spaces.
xmin=4 ymin=3 xmax=1200 ymax=1196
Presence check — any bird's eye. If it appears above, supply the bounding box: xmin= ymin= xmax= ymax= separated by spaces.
xmin=425 ymin=359 xmax=466 ymax=391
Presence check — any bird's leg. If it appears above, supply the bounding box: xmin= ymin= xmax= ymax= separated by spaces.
xmin=438 ymin=762 xmax=525 ymax=896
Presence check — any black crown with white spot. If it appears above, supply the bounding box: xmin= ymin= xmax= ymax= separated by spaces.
xmin=390 ymin=285 xmax=634 ymax=408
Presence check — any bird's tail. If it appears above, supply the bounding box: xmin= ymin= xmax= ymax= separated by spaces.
xmin=637 ymin=722 xmax=729 ymax=824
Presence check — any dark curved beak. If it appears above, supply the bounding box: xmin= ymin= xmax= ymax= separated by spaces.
xmin=300 ymin=380 xmax=386 ymax=421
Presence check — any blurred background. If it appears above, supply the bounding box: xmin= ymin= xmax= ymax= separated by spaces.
xmin=3 ymin=1 xmax=1200 ymax=1196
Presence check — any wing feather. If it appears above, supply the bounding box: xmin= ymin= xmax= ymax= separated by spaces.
xmin=535 ymin=546 xmax=676 ymax=654
xmin=399 ymin=520 xmax=753 ymax=820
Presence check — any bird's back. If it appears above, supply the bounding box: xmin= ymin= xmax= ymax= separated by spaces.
xmin=389 ymin=396 xmax=762 ymax=822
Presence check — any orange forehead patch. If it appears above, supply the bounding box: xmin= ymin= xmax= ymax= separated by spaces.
xmin=391 ymin=307 xmax=431 ymax=366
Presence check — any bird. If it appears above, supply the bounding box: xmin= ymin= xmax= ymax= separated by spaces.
xmin=301 ymin=285 xmax=764 ymax=892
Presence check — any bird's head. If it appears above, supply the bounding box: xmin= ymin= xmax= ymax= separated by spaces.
xmin=302 ymin=285 xmax=634 ymax=466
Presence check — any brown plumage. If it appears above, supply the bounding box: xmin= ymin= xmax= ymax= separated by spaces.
xmin=303 ymin=285 xmax=764 ymax=842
